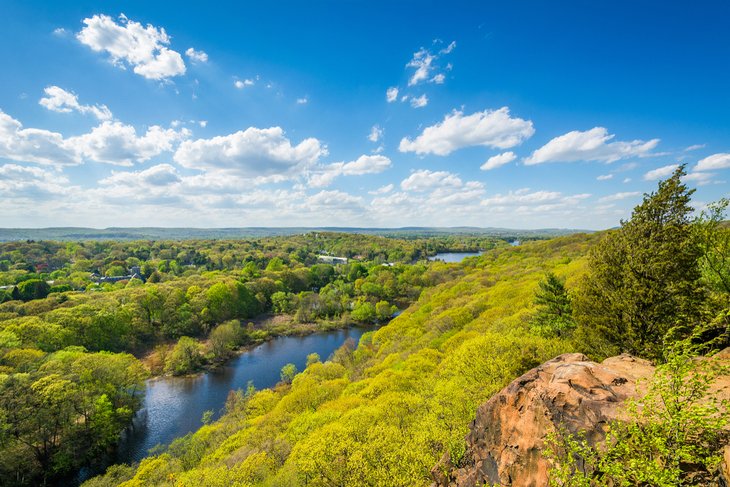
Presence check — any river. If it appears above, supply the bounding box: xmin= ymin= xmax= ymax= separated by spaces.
xmin=113 ymin=327 xmax=368 ymax=466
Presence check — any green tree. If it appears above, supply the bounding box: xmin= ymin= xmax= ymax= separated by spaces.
xmin=280 ymin=363 xmax=297 ymax=383
xmin=165 ymin=336 xmax=203 ymax=375
xmin=529 ymin=273 xmax=575 ymax=338
xmin=574 ymin=166 xmax=705 ymax=359
xmin=351 ymin=300 xmax=376 ymax=323
xmin=375 ymin=300 xmax=396 ymax=322
xmin=15 ymin=279 xmax=51 ymax=301
xmin=209 ymin=320 xmax=244 ymax=361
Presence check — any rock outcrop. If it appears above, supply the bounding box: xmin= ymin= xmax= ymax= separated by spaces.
xmin=432 ymin=350 xmax=730 ymax=487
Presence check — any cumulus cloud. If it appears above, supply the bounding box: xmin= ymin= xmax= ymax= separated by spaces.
xmin=400 ymin=169 xmax=462 ymax=192
xmin=386 ymin=87 xmax=399 ymax=103
xmin=234 ymin=79 xmax=254 ymax=89
xmin=100 ymin=163 xmax=182 ymax=187
xmin=370 ymin=168 xmax=485 ymax=224
xmin=296 ymin=97 xmax=308 ymax=105
xmin=306 ymin=190 xmax=364 ymax=211
xmin=481 ymin=151 xmax=516 ymax=171
xmin=368 ymin=125 xmax=383 ymax=143
xmin=174 ymin=126 xmax=326 ymax=178
xmin=185 ymin=47 xmax=208 ymax=63
xmin=525 ymin=127 xmax=659 ymax=165
xmin=410 ymin=94 xmax=428 ymax=108
xmin=598 ymin=191 xmax=641 ymax=203
xmin=308 ymin=155 xmax=392 ymax=188
xmin=481 ymin=189 xmax=591 ymax=215
xmin=596 ymin=174 xmax=613 ymax=181
xmin=643 ymin=164 xmax=679 ymax=180
xmin=369 ymin=183 xmax=393 ymax=195
xmin=68 ymin=122 xmax=190 ymax=166
xmin=399 ymin=107 xmax=534 ymax=156
xmin=39 ymin=86 xmax=112 ymax=120
xmin=76 ymin=14 xmax=186 ymax=80
xmin=0 ymin=110 xmax=80 ymax=166
xmin=695 ymin=153 xmax=730 ymax=171
xmin=0 ymin=163 xmax=73 ymax=199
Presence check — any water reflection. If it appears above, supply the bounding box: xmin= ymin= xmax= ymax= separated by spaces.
xmin=116 ymin=327 xmax=368 ymax=464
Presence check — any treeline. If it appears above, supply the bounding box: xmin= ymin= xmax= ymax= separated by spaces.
xmin=84 ymin=167 xmax=728 ymax=486
xmin=0 ymin=232 xmax=502 ymax=296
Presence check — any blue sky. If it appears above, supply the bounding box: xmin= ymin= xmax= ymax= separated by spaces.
xmin=1 ymin=0 xmax=728 ymax=229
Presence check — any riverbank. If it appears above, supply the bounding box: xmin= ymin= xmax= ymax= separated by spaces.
xmin=140 ymin=313 xmax=375 ymax=378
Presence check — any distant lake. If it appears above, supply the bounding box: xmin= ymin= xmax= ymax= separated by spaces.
xmin=428 ymin=251 xmax=483 ymax=263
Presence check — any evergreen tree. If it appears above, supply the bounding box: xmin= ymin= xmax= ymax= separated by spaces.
xmin=529 ymin=272 xmax=575 ymax=338
xmin=574 ymin=165 xmax=705 ymax=360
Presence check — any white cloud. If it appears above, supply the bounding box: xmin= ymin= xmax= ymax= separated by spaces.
xmin=406 ymin=42 xmax=455 ymax=87
xmin=623 ymin=177 xmax=632 ymax=183
xmin=52 ymin=27 xmax=69 ymax=37
xmin=695 ymin=153 xmax=730 ymax=171
xmin=385 ymin=86 xmax=398 ymax=103
xmin=39 ymin=86 xmax=113 ymax=120
xmin=0 ymin=164 xmax=73 ymax=200
xmin=407 ymin=48 xmax=436 ymax=86
xmin=0 ymin=110 xmax=80 ymax=166
xmin=174 ymin=126 xmax=326 ymax=178
xmin=682 ymin=171 xmax=717 ymax=186
xmin=76 ymin=14 xmax=186 ymax=80
xmin=598 ymin=191 xmax=640 ymax=203
xmin=306 ymin=190 xmax=364 ymax=212
xmin=100 ymin=163 xmax=182 ymax=187
xmin=525 ymin=127 xmax=659 ymax=165
xmin=401 ymin=169 xmax=462 ymax=192
xmin=399 ymin=107 xmax=534 ymax=156
xmin=369 ymin=183 xmax=393 ymax=195
xmin=308 ymin=155 xmax=392 ymax=188
xmin=368 ymin=125 xmax=383 ymax=143
xmin=643 ymin=163 xmax=679 ymax=181
xmin=234 ymin=79 xmax=254 ymax=89
xmin=440 ymin=40 xmax=456 ymax=54
xmin=410 ymin=94 xmax=428 ymax=108
xmin=481 ymin=151 xmax=516 ymax=171
xmin=684 ymin=144 xmax=705 ymax=152
xmin=296 ymin=97 xmax=308 ymax=105
xmin=596 ymin=174 xmax=613 ymax=181
xmin=386 ymin=87 xmax=399 ymax=103
xmin=198 ymin=120 xmax=208 ymax=128
xmin=68 ymin=122 xmax=189 ymax=166
xmin=185 ymin=47 xmax=208 ymax=63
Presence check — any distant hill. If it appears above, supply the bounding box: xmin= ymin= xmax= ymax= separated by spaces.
xmin=0 ymin=226 xmax=590 ymax=242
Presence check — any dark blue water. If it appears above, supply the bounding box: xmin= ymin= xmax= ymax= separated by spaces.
xmin=428 ymin=251 xmax=483 ymax=263
xmin=116 ymin=327 xmax=367 ymax=464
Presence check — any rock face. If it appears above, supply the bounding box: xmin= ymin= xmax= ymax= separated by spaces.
xmin=432 ymin=350 xmax=730 ymax=487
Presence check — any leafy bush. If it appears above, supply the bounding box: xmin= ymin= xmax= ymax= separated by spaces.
xmin=545 ymin=345 xmax=729 ymax=486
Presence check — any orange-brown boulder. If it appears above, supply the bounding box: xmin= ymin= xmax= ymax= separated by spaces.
xmin=432 ymin=350 xmax=730 ymax=487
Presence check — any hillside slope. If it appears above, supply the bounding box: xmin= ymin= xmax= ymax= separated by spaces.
xmin=86 ymin=233 xmax=598 ymax=486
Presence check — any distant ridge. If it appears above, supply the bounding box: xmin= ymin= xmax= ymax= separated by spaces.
xmin=0 ymin=227 xmax=590 ymax=242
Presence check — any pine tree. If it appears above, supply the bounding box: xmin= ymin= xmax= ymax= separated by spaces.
xmin=574 ymin=165 xmax=705 ymax=360
xmin=529 ymin=272 xmax=575 ymax=338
